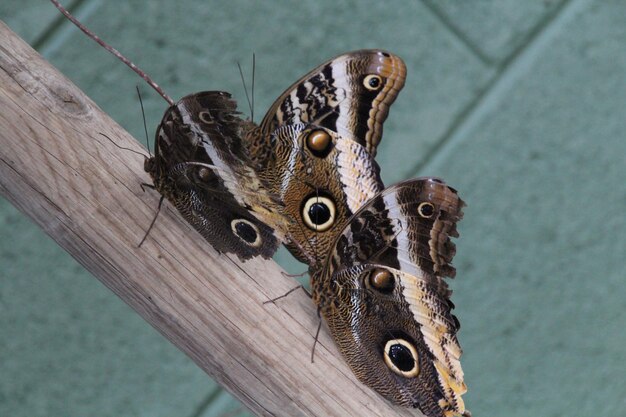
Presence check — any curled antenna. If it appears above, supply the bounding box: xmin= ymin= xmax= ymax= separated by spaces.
xmin=50 ymin=0 xmax=174 ymax=106
xmin=98 ymin=133 xmax=147 ymax=158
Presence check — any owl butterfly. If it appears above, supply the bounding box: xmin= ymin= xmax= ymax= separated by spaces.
xmin=249 ymin=51 xmax=470 ymax=415
xmin=247 ymin=50 xmax=407 ymax=264
xmin=311 ymin=178 xmax=469 ymax=417
xmin=145 ymin=91 xmax=290 ymax=260
xmin=50 ymin=0 xmax=288 ymax=261
xmin=51 ymin=2 xmax=469 ymax=413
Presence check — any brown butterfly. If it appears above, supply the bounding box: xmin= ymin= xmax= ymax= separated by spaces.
xmin=51 ymin=1 xmax=291 ymax=261
xmin=146 ymin=50 xmax=408 ymax=262
xmin=311 ymin=178 xmax=469 ymax=416
xmin=51 ymin=2 xmax=470 ymax=412
xmin=145 ymin=91 xmax=290 ymax=260
xmin=246 ymin=50 xmax=407 ymax=263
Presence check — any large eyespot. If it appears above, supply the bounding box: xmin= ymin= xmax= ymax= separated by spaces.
xmin=367 ymin=268 xmax=395 ymax=294
xmin=302 ymin=195 xmax=336 ymax=232
xmin=363 ymin=74 xmax=383 ymax=91
xmin=418 ymin=202 xmax=435 ymax=218
xmin=305 ymin=129 xmax=333 ymax=158
xmin=383 ymin=339 xmax=419 ymax=378
xmin=230 ymin=219 xmax=262 ymax=247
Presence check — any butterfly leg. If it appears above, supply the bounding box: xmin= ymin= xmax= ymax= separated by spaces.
xmin=140 ymin=182 xmax=156 ymax=192
xmin=263 ymin=284 xmax=311 ymax=305
xmin=310 ymin=309 xmax=322 ymax=364
xmin=138 ymin=195 xmax=164 ymax=247
xmin=280 ymin=270 xmax=308 ymax=279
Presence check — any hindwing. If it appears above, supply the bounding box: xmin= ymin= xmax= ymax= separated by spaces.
xmin=311 ymin=178 xmax=468 ymax=416
xmin=145 ymin=91 xmax=288 ymax=260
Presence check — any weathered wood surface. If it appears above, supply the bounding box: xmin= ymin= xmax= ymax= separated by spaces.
xmin=0 ymin=22 xmax=424 ymax=417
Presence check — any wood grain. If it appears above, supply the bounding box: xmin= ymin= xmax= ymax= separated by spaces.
xmin=0 ymin=22 xmax=425 ymax=417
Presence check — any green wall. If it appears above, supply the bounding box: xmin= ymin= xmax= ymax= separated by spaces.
xmin=1 ymin=0 xmax=624 ymax=415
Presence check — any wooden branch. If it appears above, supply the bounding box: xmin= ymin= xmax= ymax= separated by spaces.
xmin=0 ymin=22 xmax=423 ymax=417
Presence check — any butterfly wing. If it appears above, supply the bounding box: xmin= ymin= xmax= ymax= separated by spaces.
xmin=258 ymin=50 xmax=406 ymax=157
xmin=164 ymin=161 xmax=281 ymax=260
xmin=253 ymin=123 xmax=384 ymax=264
xmin=312 ymin=178 xmax=468 ymax=416
xmin=242 ymin=51 xmax=406 ymax=262
xmin=146 ymin=91 xmax=288 ymax=260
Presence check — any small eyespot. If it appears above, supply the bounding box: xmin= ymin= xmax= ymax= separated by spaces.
xmin=363 ymin=74 xmax=383 ymax=91
xmin=383 ymin=339 xmax=419 ymax=378
xmin=198 ymin=111 xmax=215 ymax=125
xmin=418 ymin=202 xmax=435 ymax=218
xmin=198 ymin=167 xmax=211 ymax=181
xmin=305 ymin=129 xmax=333 ymax=157
xmin=230 ymin=219 xmax=262 ymax=247
xmin=302 ymin=195 xmax=336 ymax=232
xmin=367 ymin=268 xmax=395 ymax=294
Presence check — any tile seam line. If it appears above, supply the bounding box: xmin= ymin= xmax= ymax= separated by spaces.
xmin=186 ymin=386 xmax=225 ymax=417
xmin=420 ymin=0 xmax=493 ymax=66
xmin=413 ymin=0 xmax=592 ymax=175
xmin=34 ymin=0 xmax=103 ymax=58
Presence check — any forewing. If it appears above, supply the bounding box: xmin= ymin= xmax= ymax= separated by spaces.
xmin=259 ymin=50 xmax=406 ymax=156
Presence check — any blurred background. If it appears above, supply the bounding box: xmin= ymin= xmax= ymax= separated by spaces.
xmin=1 ymin=0 xmax=625 ymax=416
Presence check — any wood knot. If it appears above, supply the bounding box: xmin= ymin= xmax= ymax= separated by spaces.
xmin=47 ymin=81 xmax=91 ymax=118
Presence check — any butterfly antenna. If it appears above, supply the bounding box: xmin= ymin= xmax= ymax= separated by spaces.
xmin=281 ymin=270 xmax=309 ymax=279
xmin=50 ymin=0 xmax=174 ymax=106
xmin=251 ymin=53 xmax=256 ymax=123
xmin=136 ymin=86 xmax=152 ymax=156
xmin=237 ymin=61 xmax=254 ymax=120
xmin=98 ymin=133 xmax=147 ymax=158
